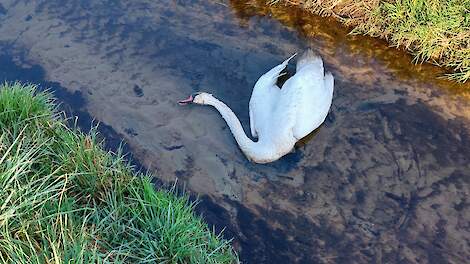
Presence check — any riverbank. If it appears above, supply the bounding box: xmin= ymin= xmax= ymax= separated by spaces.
xmin=271 ymin=0 xmax=470 ymax=82
xmin=0 ymin=83 xmax=238 ymax=263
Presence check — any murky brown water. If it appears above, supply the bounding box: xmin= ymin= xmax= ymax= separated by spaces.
xmin=1 ymin=0 xmax=469 ymax=263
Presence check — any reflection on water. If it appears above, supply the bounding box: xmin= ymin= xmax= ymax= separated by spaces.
xmin=0 ymin=0 xmax=469 ymax=263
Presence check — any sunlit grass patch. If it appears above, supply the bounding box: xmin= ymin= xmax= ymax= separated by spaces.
xmin=0 ymin=82 xmax=238 ymax=263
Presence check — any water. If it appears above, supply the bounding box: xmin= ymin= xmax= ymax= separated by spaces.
xmin=1 ymin=0 xmax=469 ymax=263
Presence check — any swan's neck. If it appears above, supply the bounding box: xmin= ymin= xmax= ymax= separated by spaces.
xmin=203 ymin=96 xmax=270 ymax=163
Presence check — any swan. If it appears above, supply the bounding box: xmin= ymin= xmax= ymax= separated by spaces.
xmin=179 ymin=50 xmax=334 ymax=163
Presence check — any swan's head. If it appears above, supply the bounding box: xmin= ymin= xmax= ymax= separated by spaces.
xmin=178 ymin=92 xmax=213 ymax=105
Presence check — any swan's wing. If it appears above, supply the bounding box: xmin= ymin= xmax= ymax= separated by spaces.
xmin=249 ymin=53 xmax=296 ymax=138
xmin=324 ymin=71 xmax=334 ymax=97
xmin=258 ymin=53 xmax=296 ymax=87
xmin=249 ymin=84 xmax=280 ymax=138
xmin=276 ymin=51 xmax=334 ymax=140
xmin=249 ymin=105 xmax=257 ymax=138
xmin=273 ymin=77 xmax=302 ymax=138
xmin=292 ymin=51 xmax=334 ymax=139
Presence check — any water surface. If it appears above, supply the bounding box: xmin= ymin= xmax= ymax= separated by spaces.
xmin=0 ymin=0 xmax=469 ymax=263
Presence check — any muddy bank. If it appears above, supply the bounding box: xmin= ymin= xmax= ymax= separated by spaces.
xmin=0 ymin=0 xmax=469 ymax=263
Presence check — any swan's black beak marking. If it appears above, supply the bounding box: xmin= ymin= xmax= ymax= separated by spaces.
xmin=178 ymin=95 xmax=194 ymax=105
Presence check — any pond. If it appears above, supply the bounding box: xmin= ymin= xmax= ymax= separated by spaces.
xmin=1 ymin=0 xmax=469 ymax=263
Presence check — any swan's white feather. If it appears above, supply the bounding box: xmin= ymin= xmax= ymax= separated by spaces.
xmin=249 ymin=84 xmax=279 ymax=139
xmin=291 ymin=52 xmax=333 ymax=139
xmin=249 ymin=54 xmax=294 ymax=139
xmin=251 ymin=50 xmax=334 ymax=158
xmin=267 ymin=50 xmax=333 ymax=143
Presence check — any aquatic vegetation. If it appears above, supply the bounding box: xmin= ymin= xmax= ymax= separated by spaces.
xmin=270 ymin=0 xmax=470 ymax=82
xmin=0 ymin=82 xmax=238 ymax=263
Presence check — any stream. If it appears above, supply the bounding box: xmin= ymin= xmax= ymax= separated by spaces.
xmin=0 ymin=0 xmax=469 ymax=263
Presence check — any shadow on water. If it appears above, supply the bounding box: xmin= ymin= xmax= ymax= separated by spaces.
xmin=0 ymin=0 xmax=469 ymax=263
xmin=0 ymin=48 xmax=147 ymax=173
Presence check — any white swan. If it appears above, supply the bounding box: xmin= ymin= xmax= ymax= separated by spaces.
xmin=179 ymin=50 xmax=334 ymax=163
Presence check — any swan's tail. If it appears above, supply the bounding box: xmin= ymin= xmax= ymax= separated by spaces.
xmin=296 ymin=49 xmax=323 ymax=71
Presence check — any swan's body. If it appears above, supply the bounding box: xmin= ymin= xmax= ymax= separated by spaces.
xmin=180 ymin=50 xmax=334 ymax=163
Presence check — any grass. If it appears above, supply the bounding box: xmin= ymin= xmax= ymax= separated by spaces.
xmin=270 ymin=0 xmax=470 ymax=82
xmin=0 ymin=82 xmax=238 ymax=263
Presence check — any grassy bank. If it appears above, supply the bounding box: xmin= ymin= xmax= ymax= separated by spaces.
xmin=0 ymin=82 xmax=238 ymax=263
xmin=271 ymin=0 xmax=470 ymax=82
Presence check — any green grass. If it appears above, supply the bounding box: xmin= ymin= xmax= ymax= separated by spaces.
xmin=0 ymin=82 xmax=238 ymax=263
xmin=271 ymin=0 xmax=470 ymax=82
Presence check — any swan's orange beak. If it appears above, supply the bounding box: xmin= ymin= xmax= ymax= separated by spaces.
xmin=178 ymin=95 xmax=193 ymax=105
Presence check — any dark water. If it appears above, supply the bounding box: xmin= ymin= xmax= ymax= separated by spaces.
xmin=1 ymin=0 xmax=469 ymax=263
